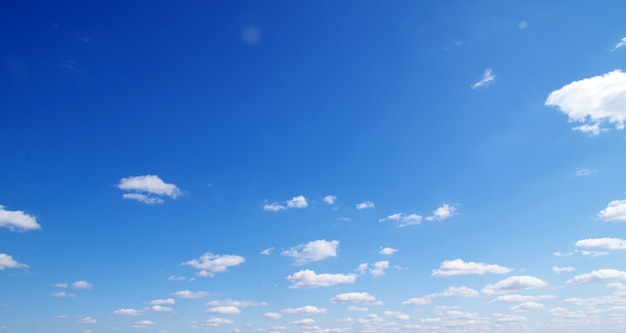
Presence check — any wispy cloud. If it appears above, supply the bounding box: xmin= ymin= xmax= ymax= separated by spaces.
xmin=612 ymin=37 xmax=626 ymax=51
xmin=356 ymin=201 xmax=375 ymax=210
xmin=263 ymin=195 xmax=308 ymax=211
xmin=181 ymin=253 xmax=245 ymax=277
xmin=118 ymin=175 xmax=181 ymax=204
xmin=471 ymin=68 xmax=495 ymax=89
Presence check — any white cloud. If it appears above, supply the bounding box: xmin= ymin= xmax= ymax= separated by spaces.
xmin=78 ymin=317 xmax=96 ymax=324
xmin=598 ymin=199 xmax=626 ymax=222
xmin=508 ymin=302 xmax=545 ymax=312
xmin=323 ymin=195 xmax=337 ymax=205
xmin=205 ymin=299 xmax=267 ymax=307
xmin=0 ymin=253 xmax=28 ymax=270
xmin=579 ymin=250 xmax=610 ymax=257
xmin=131 ymin=320 xmax=155 ymax=328
xmin=553 ymin=266 xmax=576 ymax=274
xmin=425 ymin=203 xmax=457 ymax=221
xmin=481 ymin=276 xmax=547 ymax=295
xmin=402 ymin=297 xmax=432 ymax=305
xmin=291 ymin=318 xmax=316 ymax=325
xmin=287 ymin=195 xmax=308 ymax=208
xmin=553 ymin=251 xmax=574 ymax=257
xmin=201 ymin=318 xmax=233 ymax=327
xmin=370 ymin=261 xmax=390 ymax=276
xmin=51 ymin=291 xmax=76 ymax=298
xmin=356 ymin=201 xmax=375 ymax=210
xmin=491 ymin=294 xmax=555 ymax=303
xmin=281 ymin=240 xmax=339 ymax=265
xmin=378 ymin=213 xmax=422 ymax=227
xmin=471 ymin=68 xmax=495 ymax=89
xmin=567 ymin=269 xmax=626 ymax=284
xmin=263 ymin=202 xmax=286 ymax=211
xmin=118 ymin=175 xmax=181 ymax=204
xmin=356 ymin=263 xmax=368 ymax=274
xmin=0 ymin=205 xmax=41 ymax=231
xmin=264 ymin=312 xmax=282 ymax=319
xmin=576 ymin=237 xmax=626 ymax=250
xmin=122 ymin=193 xmax=164 ymax=204
xmin=575 ymin=168 xmax=596 ymax=176
xmin=383 ymin=310 xmax=410 ymax=321
xmin=113 ymin=308 xmax=143 ymax=316
xmin=149 ymin=305 xmax=173 ymax=312
xmin=260 ymin=247 xmax=274 ymax=255
xmin=281 ymin=305 xmax=327 ymax=315
xmin=173 ymin=290 xmax=208 ymax=299
xmin=148 ymin=298 xmax=175 ymax=305
xmin=286 ymin=269 xmax=357 ymax=288
xmin=331 ymin=292 xmax=377 ymax=304
xmin=433 ymin=286 xmax=480 ymax=297
xmin=545 ymin=70 xmax=626 ymax=135
xmin=72 ymin=280 xmax=92 ymax=289
xmin=182 ymin=253 xmax=245 ymax=277
xmin=612 ymin=37 xmax=626 ymax=51
xmin=379 ymin=247 xmax=398 ymax=255
xmin=432 ymin=259 xmax=512 ymax=276
xmin=207 ymin=306 xmax=241 ymax=314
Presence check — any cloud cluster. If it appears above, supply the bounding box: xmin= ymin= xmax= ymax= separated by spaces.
xmin=281 ymin=240 xmax=339 ymax=265
xmin=263 ymin=195 xmax=308 ymax=211
xmin=118 ymin=175 xmax=181 ymax=204
xmin=182 ymin=253 xmax=245 ymax=277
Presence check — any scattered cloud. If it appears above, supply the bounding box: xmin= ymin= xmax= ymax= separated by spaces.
xmin=612 ymin=37 xmax=626 ymax=51
xmin=281 ymin=305 xmax=327 ymax=315
xmin=576 ymin=237 xmax=626 ymax=250
xmin=347 ymin=305 xmax=369 ymax=312
xmin=323 ymin=195 xmax=337 ymax=205
xmin=432 ymin=259 xmax=512 ymax=276
xmin=370 ymin=261 xmax=390 ymax=276
xmin=201 ymin=317 xmax=233 ymax=327
xmin=53 ymin=283 xmax=68 ymax=288
xmin=425 ymin=203 xmax=457 ymax=221
xmin=131 ymin=320 xmax=155 ymax=328
xmin=433 ymin=286 xmax=480 ymax=298
xmin=598 ymin=199 xmax=626 ymax=222
xmin=403 ymin=297 xmax=432 ymax=305
xmin=553 ymin=251 xmax=574 ymax=257
xmin=567 ymin=269 xmax=626 ymax=284
xmin=379 ymin=213 xmax=422 ymax=227
xmin=508 ymin=302 xmax=545 ymax=312
xmin=149 ymin=305 xmax=172 ymax=312
xmin=575 ymin=168 xmax=596 ymax=176
xmin=78 ymin=317 xmax=96 ymax=324
xmin=206 ymin=306 xmax=241 ymax=314
xmin=481 ymin=276 xmax=547 ymax=295
xmin=286 ymin=269 xmax=357 ymax=288
xmin=553 ymin=266 xmax=576 ymax=274
xmin=173 ymin=290 xmax=208 ymax=299
xmin=122 ymin=193 xmax=163 ymax=204
xmin=72 ymin=281 xmax=92 ymax=289
xmin=356 ymin=201 xmax=375 ymax=210
xmin=281 ymin=240 xmax=339 ymax=265
xmin=263 ymin=202 xmax=285 ymax=211
xmin=167 ymin=275 xmax=186 ymax=281
xmin=545 ymin=70 xmax=626 ymax=135
xmin=491 ymin=294 xmax=555 ymax=303
xmin=287 ymin=195 xmax=308 ymax=208
xmin=356 ymin=263 xmax=368 ymax=274
xmin=471 ymin=68 xmax=495 ymax=89
xmin=118 ymin=175 xmax=181 ymax=204
xmin=260 ymin=247 xmax=274 ymax=255
xmin=331 ymin=292 xmax=377 ymax=304
xmin=0 ymin=253 xmax=28 ymax=270
xmin=51 ymin=291 xmax=76 ymax=298
xmin=264 ymin=312 xmax=282 ymax=319
xmin=0 ymin=205 xmax=41 ymax=231
xmin=379 ymin=247 xmax=398 ymax=255
xmin=182 ymin=253 xmax=245 ymax=277
xmin=205 ymin=299 xmax=267 ymax=307
xmin=291 ymin=318 xmax=316 ymax=325
xmin=147 ymin=298 xmax=175 ymax=305
xmin=113 ymin=308 xmax=144 ymax=316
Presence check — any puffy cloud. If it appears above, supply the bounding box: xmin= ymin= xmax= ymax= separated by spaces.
xmin=612 ymin=37 xmax=626 ymax=51
xmin=471 ymin=68 xmax=495 ymax=89
xmin=508 ymin=302 xmax=545 ymax=312
xmin=402 ymin=297 xmax=432 ymax=305
xmin=206 ymin=306 xmax=241 ymax=314
xmin=0 ymin=253 xmax=28 ymax=270
xmin=356 ymin=201 xmax=375 ymax=210
xmin=118 ymin=175 xmax=181 ymax=204
xmin=282 ymin=240 xmax=339 ymax=265
xmin=356 ymin=263 xmax=368 ymax=274
xmin=260 ymin=247 xmax=274 ymax=255
xmin=72 ymin=281 xmax=92 ymax=289
xmin=370 ymin=261 xmax=390 ymax=276
xmin=567 ymin=269 xmax=626 ymax=284
xmin=598 ymin=199 xmax=626 ymax=222
xmin=281 ymin=305 xmax=327 ymax=315
xmin=425 ymin=203 xmax=457 ymax=221
xmin=131 ymin=320 xmax=155 ymax=328
xmin=147 ymin=298 xmax=175 ymax=305
xmin=182 ymin=253 xmax=245 ymax=277
xmin=323 ymin=195 xmax=337 ymax=205
xmin=0 ymin=205 xmax=41 ymax=231
xmin=51 ymin=291 xmax=76 ymax=298
xmin=553 ymin=266 xmax=576 ymax=274
xmin=481 ymin=276 xmax=547 ymax=295
xmin=264 ymin=312 xmax=282 ymax=319
xmin=205 ymin=299 xmax=267 ymax=307
xmin=78 ymin=317 xmax=96 ymax=324
xmin=432 ymin=259 xmax=512 ymax=276
xmin=491 ymin=294 xmax=555 ymax=303
xmin=201 ymin=318 xmax=233 ymax=327
xmin=379 ymin=247 xmax=398 ymax=255
xmin=287 ymin=195 xmax=308 ymax=208
xmin=331 ymin=292 xmax=377 ymax=304
xmin=113 ymin=308 xmax=143 ymax=316
xmin=378 ymin=213 xmax=422 ymax=227
xmin=576 ymin=237 xmax=626 ymax=250
xmin=173 ymin=290 xmax=208 ymax=299
xmin=545 ymin=70 xmax=626 ymax=135
xmin=286 ymin=269 xmax=357 ymax=288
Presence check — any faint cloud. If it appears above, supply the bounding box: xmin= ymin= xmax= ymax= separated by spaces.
xmin=481 ymin=276 xmax=547 ymax=295
xmin=241 ymin=26 xmax=261 ymax=45
xmin=78 ymin=37 xmax=90 ymax=43
xmin=575 ymin=168 xmax=596 ymax=176
xmin=260 ymin=247 xmax=274 ymax=255
xmin=518 ymin=21 xmax=528 ymax=29
xmin=356 ymin=201 xmax=375 ymax=210
xmin=323 ymin=195 xmax=337 ymax=205
xmin=173 ymin=290 xmax=208 ymax=299
xmin=131 ymin=320 xmax=155 ymax=329
xmin=58 ymin=60 xmax=82 ymax=73
xmin=78 ymin=317 xmax=96 ymax=324
xmin=567 ymin=269 xmax=626 ymax=283
xmin=471 ymin=68 xmax=495 ymax=89
xmin=72 ymin=280 xmax=92 ymax=289
xmin=612 ymin=37 xmax=626 ymax=51
xmin=379 ymin=213 xmax=422 ymax=227
xmin=51 ymin=291 xmax=76 ymax=298
xmin=370 ymin=261 xmax=390 ymax=276
xmin=553 ymin=266 xmax=576 ymax=274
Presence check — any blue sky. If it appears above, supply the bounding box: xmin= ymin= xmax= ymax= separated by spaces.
xmin=1 ymin=1 xmax=626 ymax=332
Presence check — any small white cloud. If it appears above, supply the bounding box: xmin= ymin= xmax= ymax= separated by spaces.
xmin=567 ymin=269 xmax=626 ymax=283
xmin=553 ymin=251 xmax=574 ymax=257
xmin=147 ymin=298 xmax=175 ymax=305
xmin=260 ymin=247 xmax=274 ymax=255
xmin=149 ymin=305 xmax=173 ymax=312
xmin=508 ymin=302 xmax=545 ymax=312
xmin=433 ymin=286 xmax=480 ymax=298
xmin=0 ymin=253 xmax=28 ymax=270
xmin=612 ymin=37 xmax=626 ymax=51
xmin=286 ymin=269 xmax=357 ymax=288
xmin=263 ymin=202 xmax=286 ymax=211
xmin=379 ymin=213 xmax=422 ymax=227
xmin=281 ymin=240 xmax=339 ymax=265
xmin=167 ymin=275 xmax=186 ymax=281
xmin=598 ymin=199 xmax=626 ymax=222
xmin=402 ymin=297 xmax=432 ymax=305
xmin=356 ymin=201 xmax=375 ymax=210
xmin=264 ymin=312 xmax=282 ymax=319
xmin=182 ymin=253 xmax=245 ymax=277
xmin=131 ymin=320 xmax=155 ymax=328
xmin=118 ymin=175 xmax=181 ymax=204
xmin=0 ymin=205 xmax=41 ymax=232
xmin=579 ymin=250 xmax=609 ymax=257
xmin=481 ymin=276 xmax=547 ymax=295
xmin=471 ymin=68 xmax=495 ymax=89
xmin=379 ymin=247 xmax=398 ymax=255
xmin=432 ymin=259 xmax=512 ymax=276
xmin=370 ymin=261 xmax=390 ymax=276
xmin=72 ymin=280 xmax=92 ymax=289
xmin=281 ymin=305 xmax=327 ymax=315
xmin=331 ymin=292 xmax=377 ymax=304
xmin=173 ymin=290 xmax=208 ymax=299
xmin=323 ymin=195 xmax=337 ymax=205
xmin=201 ymin=317 xmax=233 ymax=327
xmin=78 ymin=317 xmax=96 ymax=324
xmin=553 ymin=266 xmax=576 ymax=274
xmin=207 ymin=306 xmax=241 ymax=314
xmin=356 ymin=263 xmax=368 ymax=274
xmin=491 ymin=294 xmax=555 ymax=303
xmin=51 ymin=291 xmax=76 ymax=298
xmin=205 ymin=299 xmax=266 ymax=307
xmin=546 ymin=70 xmax=626 ymax=135
xmin=576 ymin=237 xmax=626 ymax=250
xmin=287 ymin=195 xmax=308 ymax=208
xmin=113 ymin=308 xmax=144 ymax=316
xmin=425 ymin=203 xmax=457 ymax=221
xmin=575 ymin=168 xmax=596 ymax=176
xmin=122 ymin=193 xmax=164 ymax=205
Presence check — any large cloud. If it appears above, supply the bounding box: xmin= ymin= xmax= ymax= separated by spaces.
xmin=281 ymin=305 xmax=327 ymax=315
xmin=281 ymin=240 xmax=339 ymax=265
xmin=182 ymin=253 xmax=245 ymax=277
xmin=432 ymin=259 xmax=512 ymax=276
xmin=576 ymin=237 xmax=626 ymax=250
xmin=546 ymin=70 xmax=626 ymax=135
xmin=286 ymin=269 xmax=357 ymax=288
xmin=598 ymin=199 xmax=626 ymax=222
xmin=481 ymin=276 xmax=547 ymax=295
xmin=0 ymin=253 xmax=28 ymax=270
xmin=567 ymin=269 xmax=626 ymax=284
xmin=0 ymin=205 xmax=41 ymax=231
xmin=118 ymin=175 xmax=181 ymax=204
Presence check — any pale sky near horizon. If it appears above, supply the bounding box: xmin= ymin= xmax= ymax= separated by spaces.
xmin=1 ymin=1 xmax=626 ymax=333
